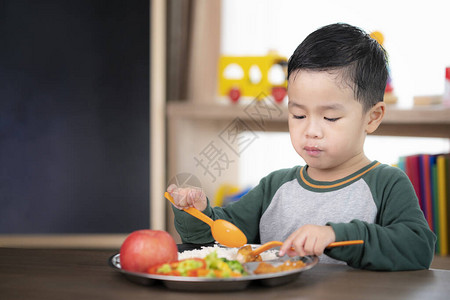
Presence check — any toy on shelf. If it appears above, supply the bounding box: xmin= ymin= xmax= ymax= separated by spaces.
xmin=213 ymin=184 xmax=251 ymax=207
xmin=370 ymin=31 xmax=398 ymax=105
xmin=444 ymin=67 xmax=450 ymax=107
xmin=412 ymin=67 xmax=450 ymax=106
xmin=218 ymin=51 xmax=288 ymax=103
xmin=413 ymin=95 xmax=442 ymax=106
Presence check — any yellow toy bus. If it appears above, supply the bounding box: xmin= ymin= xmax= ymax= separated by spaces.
xmin=218 ymin=51 xmax=288 ymax=103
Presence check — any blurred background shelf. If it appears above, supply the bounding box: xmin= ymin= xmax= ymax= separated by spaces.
xmin=167 ymin=101 xmax=450 ymax=138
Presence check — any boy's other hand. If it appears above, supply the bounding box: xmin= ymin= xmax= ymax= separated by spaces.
xmin=278 ymin=225 xmax=336 ymax=257
xmin=167 ymin=184 xmax=207 ymax=211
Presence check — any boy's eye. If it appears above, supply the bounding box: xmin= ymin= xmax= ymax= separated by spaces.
xmin=324 ymin=117 xmax=340 ymax=122
xmin=293 ymin=115 xmax=305 ymax=120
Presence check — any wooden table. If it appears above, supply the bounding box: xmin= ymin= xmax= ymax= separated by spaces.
xmin=1 ymin=247 xmax=449 ymax=300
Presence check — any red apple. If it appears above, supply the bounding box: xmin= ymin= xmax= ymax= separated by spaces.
xmin=120 ymin=230 xmax=178 ymax=273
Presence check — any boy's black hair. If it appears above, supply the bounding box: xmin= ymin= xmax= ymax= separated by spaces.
xmin=288 ymin=23 xmax=388 ymax=112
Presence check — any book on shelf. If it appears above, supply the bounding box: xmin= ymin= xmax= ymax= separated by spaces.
xmin=397 ymin=153 xmax=450 ymax=255
xmin=437 ymin=156 xmax=448 ymax=255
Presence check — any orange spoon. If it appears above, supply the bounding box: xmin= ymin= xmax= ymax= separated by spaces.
xmin=164 ymin=192 xmax=247 ymax=248
xmin=250 ymin=240 xmax=364 ymax=256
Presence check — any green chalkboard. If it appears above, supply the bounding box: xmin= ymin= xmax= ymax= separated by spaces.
xmin=0 ymin=0 xmax=150 ymax=233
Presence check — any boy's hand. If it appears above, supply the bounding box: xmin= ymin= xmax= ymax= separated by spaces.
xmin=278 ymin=225 xmax=336 ymax=257
xmin=167 ymin=184 xmax=207 ymax=211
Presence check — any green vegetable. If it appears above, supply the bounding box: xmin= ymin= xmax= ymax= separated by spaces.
xmin=156 ymin=264 xmax=171 ymax=273
xmin=177 ymin=259 xmax=204 ymax=276
xmin=204 ymin=251 xmax=247 ymax=277
xmin=205 ymin=251 xmax=220 ymax=269
xmin=224 ymin=259 xmax=245 ymax=274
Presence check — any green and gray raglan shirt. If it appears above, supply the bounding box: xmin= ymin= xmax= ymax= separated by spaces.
xmin=173 ymin=161 xmax=436 ymax=271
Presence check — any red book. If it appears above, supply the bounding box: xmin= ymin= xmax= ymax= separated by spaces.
xmin=420 ymin=154 xmax=433 ymax=231
xmin=405 ymin=155 xmax=423 ymax=210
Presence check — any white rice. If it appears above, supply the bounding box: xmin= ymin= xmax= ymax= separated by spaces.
xmin=178 ymin=244 xmax=278 ymax=261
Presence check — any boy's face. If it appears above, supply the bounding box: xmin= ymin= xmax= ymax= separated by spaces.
xmin=287 ymin=70 xmax=372 ymax=177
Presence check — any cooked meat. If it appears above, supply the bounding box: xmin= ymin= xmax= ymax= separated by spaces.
xmin=236 ymin=245 xmax=262 ymax=263
xmin=253 ymin=260 xmax=306 ymax=274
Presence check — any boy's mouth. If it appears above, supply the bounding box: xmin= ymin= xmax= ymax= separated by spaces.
xmin=304 ymin=146 xmax=321 ymax=157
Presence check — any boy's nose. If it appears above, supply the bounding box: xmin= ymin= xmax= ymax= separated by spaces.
xmin=305 ymin=119 xmax=323 ymax=138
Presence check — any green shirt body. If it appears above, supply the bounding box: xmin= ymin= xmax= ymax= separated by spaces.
xmin=173 ymin=161 xmax=436 ymax=271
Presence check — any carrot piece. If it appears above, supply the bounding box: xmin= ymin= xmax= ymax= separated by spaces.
xmin=196 ymin=269 xmax=210 ymax=277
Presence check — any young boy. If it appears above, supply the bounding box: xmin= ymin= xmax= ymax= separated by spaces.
xmin=168 ymin=23 xmax=436 ymax=271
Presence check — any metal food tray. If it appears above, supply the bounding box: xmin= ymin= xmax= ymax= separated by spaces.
xmin=109 ymin=250 xmax=318 ymax=292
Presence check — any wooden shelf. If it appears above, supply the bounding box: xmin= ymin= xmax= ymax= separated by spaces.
xmin=167 ymin=101 xmax=450 ymax=138
xmin=0 ymin=234 xmax=127 ymax=249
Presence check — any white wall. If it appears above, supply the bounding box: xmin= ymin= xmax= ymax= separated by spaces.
xmin=221 ymin=0 xmax=450 ymax=187
xmin=222 ymin=0 xmax=450 ymax=108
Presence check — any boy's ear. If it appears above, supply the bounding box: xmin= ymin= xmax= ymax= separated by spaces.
xmin=366 ymin=102 xmax=385 ymax=134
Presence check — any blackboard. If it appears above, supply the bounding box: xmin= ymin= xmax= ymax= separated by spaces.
xmin=0 ymin=0 xmax=150 ymax=233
